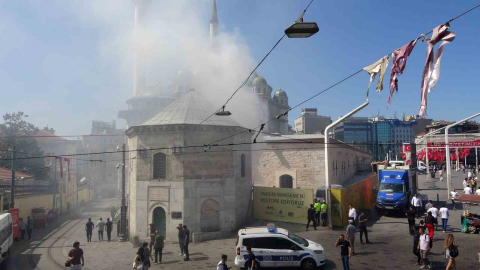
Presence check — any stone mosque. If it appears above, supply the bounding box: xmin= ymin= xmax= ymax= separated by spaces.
xmin=122 ymin=0 xmax=290 ymax=242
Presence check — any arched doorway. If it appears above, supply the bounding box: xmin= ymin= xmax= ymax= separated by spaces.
xmin=279 ymin=174 xmax=293 ymax=188
xmin=153 ymin=207 xmax=166 ymax=237
xmin=200 ymin=199 xmax=220 ymax=232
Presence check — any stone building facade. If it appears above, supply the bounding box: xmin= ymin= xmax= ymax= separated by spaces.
xmin=126 ymin=89 xmax=252 ymax=241
xmin=253 ymin=134 xmax=373 ymax=190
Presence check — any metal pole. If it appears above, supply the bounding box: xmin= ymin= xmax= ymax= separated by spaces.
xmin=455 ymin=148 xmax=459 ymax=171
xmin=426 ymin=138 xmax=430 ymax=177
xmin=324 ymin=101 xmax=369 ymax=228
xmin=476 ymin=147 xmax=478 ymax=173
xmin=53 ymin=157 xmax=57 ymax=210
xmin=10 ymin=149 xmax=15 ymax=209
xmin=120 ymin=143 xmax=127 ymax=242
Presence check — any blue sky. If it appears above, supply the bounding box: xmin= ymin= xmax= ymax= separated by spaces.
xmin=0 ymin=0 xmax=479 ymax=136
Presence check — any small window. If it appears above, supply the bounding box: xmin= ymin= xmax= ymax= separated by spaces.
xmin=242 ymin=238 xmax=255 ymax=247
xmin=241 ymin=154 xmax=246 ymax=178
xmin=153 ymin=152 xmax=167 ymax=179
xmin=254 ymin=237 xmax=276 ymax=249
xmin=275 ymin=238 xmax=296 ymax=250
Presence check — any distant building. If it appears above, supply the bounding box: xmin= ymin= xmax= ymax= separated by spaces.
xmin=333 ymin=117 xmax=374 ymax=154
xmin=370 ymin=117 xmax=416 ymax=160
xmin=405 ymin=115 xmax=433 ymax=136
xmin=425 ymin=120 xmax=480 ymax=134
xmin=294 ymin=108 xmax=332 ymax=135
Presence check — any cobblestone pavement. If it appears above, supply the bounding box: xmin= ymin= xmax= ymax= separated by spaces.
xmin=8 ymin=170 xmax=480 ymax=270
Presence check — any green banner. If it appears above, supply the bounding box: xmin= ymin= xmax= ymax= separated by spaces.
xmin=253 ymin=186 xmax=313 ymax=224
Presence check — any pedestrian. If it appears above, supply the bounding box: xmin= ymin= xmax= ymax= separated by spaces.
xmin=444 ymin=234 xmax=457 ymax=270
xmin=425 ymin=212 xmax=435 ymax=249
xmin=133 ymin=243 xmax=145 ymax=270
xmin=183 ymin=225 xmax=190 ymax=261
xmin=427 ymin=204 xmax=439 ymax=231
xmin=85 ymin=218 xmax=94 ymax=242
xmin=19 ymin=218 xmax=26 ymax=241
xmin=306 ymin=204 xmax=316 ymax=231
xmin=439 ymin=204 xmax=449 ymax=233
xmin=476 ymin=187 xmax=480 ymax=195
xmin=67 ymin=241 xmax=84 ymax=270
xmin=471 ymin=177 xmax=477 ymax=192
xmin=245 ymin=246 xmax=256 ymax=270
xmin=407 ymin=206 xmax=416 ymax=235
xmin=411 ymin=194 xmax=422 ymax=218
xmin=467 ymin=170 xmax=472 ymax=180
xmin=217 ymin=254 xmax=232 ymax=270
xmin=462 ymin=178 xmax=468 ymax=189
xmin=417 ymin=228 xmax=431 ymax=269
xmin=105 ymin=218 xmax=113 ymax=242
xmin=154 ymin=230 xmax=164 ymax=264
xmin=450 ymin=189 xmax=458 ymax=210
xmin=425 ymin=200 xmax=433 ymax=212
xmin=439 ymin=168 xmax=444 ymax=181
xmin=418 ymin=220 xmax=426 ymax=232
xmin=358 ymin=211 xmax=371 ymax=244
xmin=110 ymin=206 xmax=116 ymax=221
xmin=176 ymin=223 xmax=184 ymax=256
xmin=27 ymin=216 xmax=34 ymax=240
xmin=345 ymin=220 xmax=356 ymax=254
xmin=96 ymin=218 xmax=105 ymax=242
xmin=143 ymin=242 xmax=153 ymax=270
xmin=463 ymin=184 xmax=472 ymax=195
xmin=321 ymin=202 xmax=327 ymax=226
xmin=348 ymin=204 xmax=357 ymax=226
xmin=148 ymin=223 xmax=156 ymax=252
xmin=335 ymin=234 xmax=352 ymax=270
xmin=412 ymin=226 xmax=421 ymax=265
xmin=462 ymin=166 xmax=466 ymax=174
xmin=314 ymin=199 xmax=321 ymax=227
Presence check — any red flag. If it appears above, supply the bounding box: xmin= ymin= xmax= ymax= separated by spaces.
xmin=64 ymin=158 xmax=71 ymax=181
xmin=56 ymin=157 xmax=63 ymax=178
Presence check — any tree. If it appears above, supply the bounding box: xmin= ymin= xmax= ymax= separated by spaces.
xmin=0 ymin=112 xmax=47 ymax=179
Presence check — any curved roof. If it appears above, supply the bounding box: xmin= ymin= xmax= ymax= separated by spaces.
xmin=252 ymin=76 xmax=267 ymax=86
xmin=274 ymin=89 xmax=287 ymax=97
xmin=142 ymin=89 xmax=240 ymax=127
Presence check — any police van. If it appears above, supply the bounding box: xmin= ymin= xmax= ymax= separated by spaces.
xmin=234 ymin=224 xmax=325 ymax=270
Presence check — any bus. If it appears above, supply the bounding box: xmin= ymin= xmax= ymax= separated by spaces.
xmin=0 ymin=212 xmax=12 ymax=262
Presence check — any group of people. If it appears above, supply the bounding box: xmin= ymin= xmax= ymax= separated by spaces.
xmin=306 ymin=199 xmax=328 ymax=230
xmin=18 ymin=216 xmax=34 ymax=241
xmin=85 ymin=217 xmax=114 ymax=242
xmin=462 ymin=171 xmax=479 ymax=195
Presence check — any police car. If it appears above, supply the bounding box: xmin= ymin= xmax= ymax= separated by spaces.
xmin=234 ymin=223 xmax=325 ymax=270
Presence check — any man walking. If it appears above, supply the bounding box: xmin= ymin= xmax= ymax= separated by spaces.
xmin=217 ymin=254 xmax=232 ymax=270
xmin=154 ymin=230 xmax=164 ymax=264
xmin=27 ymin=216 xmax=34 ymax=240
xmin=314 ymin=199 xmax=321 ymax=227
xmin=321 ymin=202 xmax=327 ymax=226
xmin=176 ymin=224 xmax=184 ymax=256
xmin=427 ymin=204 xmax=439 ymax=231
xmin=85 ymin=218 xmax=94 ymax=242
xmin=358 ymin=211 xmax=371 ymax=244
xmin=348 ymin=205 xmax=357 ymax=225
xmin=439 ymin=204 xmax=449 ymax=233
xmin=246 ymin=246 xmax=256 ymax=270
xmin=417 ymin=228 xmax=431 ymax=269
xmin=19 ymin=218 xmax=26 ymax=241
xmin=148 ymin=223 xmax=156 ymax=252
xmin=450 ymin=189 xmax=458 ymax=210
xmin=463 ymin=184 xmax=472 ymax=195
xmin=306 ymin=204 xmax=316 ymax=231
xmin=67 ymin=241 xmax=84 ymax=270
xmin=411 ymin=194 xmax=422 ymax=217
xmin=335 ymin=234 xmax=352 ymax=270
xmin=425 ymin=200 xmax=433 ymax=212
xmin=407 ymin=206 xmax=416 ymax=235
xmin=183 ymin=225 xmax=190 ymax=261
xmin=345 ymin=220 xmax=356 ymax=254
xmin=96 ymin=218 xmax=105 ymax=242
xmin=105 ymin=218 xmax=113 ymax=242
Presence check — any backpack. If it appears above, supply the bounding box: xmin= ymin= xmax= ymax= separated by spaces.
xmin=449 ymin=244 xmax=459 ymax=258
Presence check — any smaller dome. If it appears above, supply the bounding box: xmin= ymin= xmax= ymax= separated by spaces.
xmin=252 ymin=76 xmax=267 ymax=86
xmin=274 ymin=89 xmax=287 ymax=97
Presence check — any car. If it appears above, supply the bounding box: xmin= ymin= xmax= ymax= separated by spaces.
xmin=234 ymin=223 xmax=325 ymax=270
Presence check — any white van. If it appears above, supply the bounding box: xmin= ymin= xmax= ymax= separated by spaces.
xmin=0 ymin=213 xmax=12 ymax=262
xmin=234 ymin=224 xmax=325 ymax=270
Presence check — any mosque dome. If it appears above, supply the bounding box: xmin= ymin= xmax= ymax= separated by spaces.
xmin=274 ymin=89 xmax=287 ymax=97
xmin=252 ymin=76 xmax=267 ymax=86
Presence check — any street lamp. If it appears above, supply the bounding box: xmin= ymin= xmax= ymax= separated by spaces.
xmin=445 ymin=112 xmax=480 ymax=200
xmin=117 ymin=144 xmax=127 ymax=242
xmin=284 ymin=11 xmax=319 ymax=38
xmin=324 ymin=101 xmax=369 ymax=228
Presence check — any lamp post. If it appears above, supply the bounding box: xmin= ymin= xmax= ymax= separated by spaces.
xmin=445 ymin=112 xmax=480 ymax=200
xmin=324 ymin=101 xmax=369 ymax=228
xmin=118 ymin=144 xmax=127 ymax=242
xmin=285 ymin=10 xmax=319 ymax=38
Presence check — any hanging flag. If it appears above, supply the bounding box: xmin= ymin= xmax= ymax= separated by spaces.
xmin=363 ymin=55 xmax=390 ymax=101
xmin=55 ymin=157 xmax=63 ymax=178
xmin=419 ymin=23 xmax=456 ymax=116
xmin=64 ymin=158 xmax=71 ymax=181
xmin=387 ymin=40 xmax=418 ymax=108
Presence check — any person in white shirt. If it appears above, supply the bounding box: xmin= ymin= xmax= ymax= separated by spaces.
xmin=417 ymin=228 xmax=431 ymax=268
xmin=411 ymin=194 xmax=422 ymax=217
xmin=217 ymin=254 xmax=231 ymax=270
xmin=463 ymin=185 xmax=472 ymax=195
xmin=462 ymin=178 xmax=468 ymax=189
xmin=476 ymin=188 xmax=480 ymax=195
xmin=348 ymin=204 xmax=357 ymax=225
xmin=450 ymin=189 xmax=458 ymax=210
xmin=439 ymin=205 xmax=449 ymax=233
xmin=427 ymin=205 xmax=439 ymax=231
xmin=467 ymin=170 xmax=472 ymax=179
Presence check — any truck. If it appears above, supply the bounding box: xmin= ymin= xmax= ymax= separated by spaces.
xmin=375 ymin=167 xmax=428 ymax=214
xmin=0 ymin=212 xmax=13 ymax=266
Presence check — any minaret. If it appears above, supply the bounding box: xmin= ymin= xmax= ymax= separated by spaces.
xmin=209 ymin=0 xmax=218 ymax=40
xmin=133 ymin=0 xmax=152 ymax=96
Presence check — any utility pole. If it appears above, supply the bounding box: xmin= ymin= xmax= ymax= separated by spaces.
xmin=52 ymin=157 xmax=57 ymax=211
xmin=119 ymin=143 xmax=127 ymax=242
xmin=10 ymin=149 xmax=16 ymax=209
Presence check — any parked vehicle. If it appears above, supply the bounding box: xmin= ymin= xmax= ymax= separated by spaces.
xmin=32 ymin=207 xmax=48 ymax=228
xmin=235 ymin=223 xmax=325 ymax=270
xmin=0 ymin=212 xmax=13 ymax=263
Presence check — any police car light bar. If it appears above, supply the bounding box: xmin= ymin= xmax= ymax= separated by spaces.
xmin=267 ymin=223 xmax=276 ymax=232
